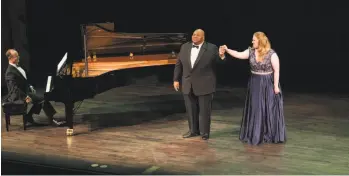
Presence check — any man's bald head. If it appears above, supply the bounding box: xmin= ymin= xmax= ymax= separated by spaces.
xmin=194 ymin=29 xmax=205 ymax=36
xmin=192 ymin=29 xmax=205 ymax=45
xmin=6 ymin=49 xmax=19 ymax=64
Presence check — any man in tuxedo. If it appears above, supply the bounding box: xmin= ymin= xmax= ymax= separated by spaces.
xmin=173 ymin=29 xmax=225 ymax=140
xmin=4 ymin=49 xmax=63 ymax=126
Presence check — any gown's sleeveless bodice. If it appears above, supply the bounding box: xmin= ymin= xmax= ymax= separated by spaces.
xmin=249 ymin=48 xmax=275 ymax=73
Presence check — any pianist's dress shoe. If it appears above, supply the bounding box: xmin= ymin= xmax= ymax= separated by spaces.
xmin=182 ymin=131 xmax=200 ymax=138
xmin=202 ymin=134 xmax=209 ymax=140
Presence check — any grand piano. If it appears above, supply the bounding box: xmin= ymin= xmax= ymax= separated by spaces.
xmin=44 ymin=22 xmax=188 ymax=135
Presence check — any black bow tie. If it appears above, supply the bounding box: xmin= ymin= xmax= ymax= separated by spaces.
xmin=192 ymin=45 xmax=199 ymax=49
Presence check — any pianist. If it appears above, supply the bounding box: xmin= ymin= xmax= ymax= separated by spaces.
xmin=4 ymin=49 xmax=64 ymax=126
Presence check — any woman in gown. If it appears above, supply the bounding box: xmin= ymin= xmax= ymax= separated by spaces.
xmin=221 ymin=31 xmax=286 ymax=145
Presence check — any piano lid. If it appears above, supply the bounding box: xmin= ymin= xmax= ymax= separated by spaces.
xmin=82 ymin=22 xmax=188 ymax=56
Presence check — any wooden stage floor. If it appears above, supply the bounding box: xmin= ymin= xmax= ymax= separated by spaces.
xmin=2 ymin=84 xmax=349 ymax=174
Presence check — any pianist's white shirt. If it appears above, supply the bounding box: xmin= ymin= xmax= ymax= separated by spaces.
xmin=9 ymin=62 xmax=27 ymax=79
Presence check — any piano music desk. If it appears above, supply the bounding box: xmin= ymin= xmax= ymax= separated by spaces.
xmin=72 ymin=54 xmax=177 ymax=77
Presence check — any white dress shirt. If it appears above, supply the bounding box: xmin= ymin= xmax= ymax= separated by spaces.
xmin=190 ymin=42 xmax=203 ymax=68
xmin=9 ymin=62 xmax=27 ymax=79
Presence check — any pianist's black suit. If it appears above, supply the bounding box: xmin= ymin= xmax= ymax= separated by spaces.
xmin=173 ymin=41 xmax=224 ymax=137
xmin=4 ymin=64 xmax=56 ymax=122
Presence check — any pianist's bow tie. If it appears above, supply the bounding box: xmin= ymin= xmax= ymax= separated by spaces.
xmin=192 ymin=45 xmax=199 ymax=49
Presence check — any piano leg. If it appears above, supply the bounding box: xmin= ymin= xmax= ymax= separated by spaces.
xmin=65 ymin=102 xmax=74 ymax=136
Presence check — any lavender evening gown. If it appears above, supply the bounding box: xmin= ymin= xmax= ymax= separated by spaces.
xmin=239 ymin=48 xmax=286 ymax=145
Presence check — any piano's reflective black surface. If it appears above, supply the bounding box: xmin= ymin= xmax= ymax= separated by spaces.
xmin=44 ymin=22 xmax=188 ymax=135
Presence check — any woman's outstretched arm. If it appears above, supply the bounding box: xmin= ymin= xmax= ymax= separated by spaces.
xmin=222 ymin=45 xmax=249 ymax=59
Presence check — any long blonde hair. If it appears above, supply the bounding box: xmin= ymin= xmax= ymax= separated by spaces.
xmin=253 ymin=32 xmax=271 ymax=61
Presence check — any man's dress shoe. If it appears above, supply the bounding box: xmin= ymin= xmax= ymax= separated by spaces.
xmin=202 ymin=134 xmax=209 ymax=140
xmin=182 ymin=132 xmax=200 ymax=138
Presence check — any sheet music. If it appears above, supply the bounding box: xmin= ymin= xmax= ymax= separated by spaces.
xmin=46 ymin=76 xmax=52 ymax=92
xmin=57 ymin=52 xmax=68 ymax=75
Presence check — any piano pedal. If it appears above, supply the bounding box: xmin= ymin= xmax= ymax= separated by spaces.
xmin=66 ymin=129 xmax=74 ymax=136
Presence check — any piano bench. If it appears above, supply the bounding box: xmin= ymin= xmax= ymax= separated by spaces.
xmin=2 ymin=101 xmax=27 ymax=131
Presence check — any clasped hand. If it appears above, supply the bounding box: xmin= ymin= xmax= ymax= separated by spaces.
xmin=25 ymin=96 xmax=32 ymax=103
xmin=219 ymin=45 xmax=228 ymax=56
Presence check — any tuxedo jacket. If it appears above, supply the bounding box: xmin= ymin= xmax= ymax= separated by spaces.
xmin=4 ymin=64 xmax=31 ymax=102
xmin=173 ymin=41 xmax=225 ymax=95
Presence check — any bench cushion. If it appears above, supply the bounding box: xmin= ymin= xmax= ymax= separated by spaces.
xmin=2 ymin=100 xmax=27 ymax=115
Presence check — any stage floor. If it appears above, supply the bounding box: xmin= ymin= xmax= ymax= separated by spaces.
xmin=2 ymin=84 xmax=349 ymax=174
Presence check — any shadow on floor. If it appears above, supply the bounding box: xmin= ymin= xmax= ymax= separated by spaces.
xmin=77 ymin=99 xmax=186 ymax=132
xmin=1 ymin=151 xmax=189 ymax=175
